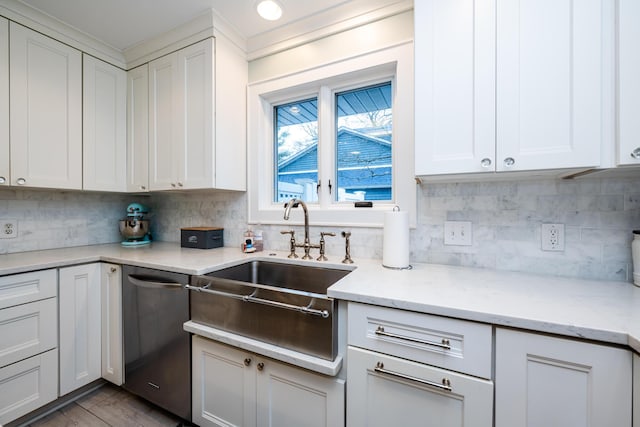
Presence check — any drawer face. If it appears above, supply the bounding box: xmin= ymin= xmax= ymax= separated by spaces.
xmin=0 ymin=348 xmax=58 ymax=425
xmin=348 ymin=302 xmax=492 ymax=379
xmin=0 ymin=269 xmax=57 ymax=309
xmin=0 ymin=298 xmax=58 ymax=368
xmin=347 ymin=346 xmax=493 ymax=427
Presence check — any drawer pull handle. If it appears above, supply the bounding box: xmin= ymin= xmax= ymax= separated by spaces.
xmin=374 ymin=362 xmax=452 ymax=392
xmin=375 ymin=326 xmax=451 ymax=350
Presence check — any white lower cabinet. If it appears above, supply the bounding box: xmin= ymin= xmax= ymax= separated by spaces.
xmin=347 ymin=347 xmax=493 ymax=427
xmin=0 ymin=269 xmax=58 ymax=425
xmin=101 ymin=263 xmax=123 ymax=385
xmin=346 ymin=302 xmax=493 ymax=427
xmin=59 ymin=263 xmax=102 ymax=396
xmin=192 ymin=336 xmax=345 ymax=427
xmin=495 ymin=328 xmax=632 ymax=426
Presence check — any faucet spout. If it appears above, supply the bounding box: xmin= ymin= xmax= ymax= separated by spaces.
xmin=283 ymin=198 xmax=314 ymax=259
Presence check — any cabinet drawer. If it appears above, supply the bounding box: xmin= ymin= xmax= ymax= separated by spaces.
xmin=0 ymin=298 xmax=58 ymax=368
xmin=348 ymin=302 xmax=492 ymax=378
xmin=0 ymin=348 xmax=58 ymax=425
xmin=347 ymin=346 xmax=493 ymax=427
xmin=0 ymin=269 xmax=57 ymax=309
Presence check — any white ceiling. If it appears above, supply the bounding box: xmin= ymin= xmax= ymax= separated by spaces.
xmin=17 ymin=0 xmax=401 ymax=52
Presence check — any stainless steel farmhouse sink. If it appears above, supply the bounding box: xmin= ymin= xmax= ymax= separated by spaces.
xmin=187 ymin=260 xmax=352 ymax=361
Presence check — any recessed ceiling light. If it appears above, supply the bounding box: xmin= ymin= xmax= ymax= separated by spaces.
xmin=256 ymin=0 xmax=283 ymax=21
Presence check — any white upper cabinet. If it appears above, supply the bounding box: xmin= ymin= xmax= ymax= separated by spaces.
xmin=618 ymin=0 xmax=640 ymax=166
xmin=416 ymin=0 xmax=608 ymax=176
xmin=127 ymin=64 xmax=149 ymax=192
xmin=150 ymin=41 xmax=215 ymax=191
xmin=0 ymin=18 xmax=8 ymax=187
xmin=9 ymin=22 xmax=82 ymax=190
xmin=149 ymin=51 xmax=179 ymax=190
xmin=496 ymin=0 xmax=604 ymax=172
xmin=414 ymin=0 xmax=496 ymax=175
xmin=149 ymin=36 xmax=246 ymax=191
xmin=83 ymin=54 xmax=127 ymax=192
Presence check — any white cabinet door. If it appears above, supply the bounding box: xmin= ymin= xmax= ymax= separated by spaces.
xmin=634 ymin=354 xmax=640 ymax=427
xmin=83 ymin=54 xmax=127 ymax=192
xmin=496 ymin=0 xmax=604 ymax=172
xmin=178 ymin=39 xmax=214 ymax=190
xmin=618 ymin=0 xmax=640 ymax=166
xmin=256 ymin=356 xmax=345 ymax=427
xmin=148 ymin=37 xmax=246 ymax=192
xmin=192 ymin=336 xmax=344 ymax=427
xmin=9 ymin=22 xmax=82 ymax=190
xmin=0 ymin=349 xmax=58 ymax=425
xmin=347 ymin=346 xmax=493 ymax=427
xmin=149 ymin=51 xmax=179 ymax=191
xmin=59 ymin=263 xmax=102 ymax=396
xmin=192 ymin=336 xmax=256 ymax=427
xmin=0 ymin=17 xmax=8 ymax=187
xmin=127 ymin=64 xmax=149 ymax=192
xmin=101 ymin=263 xmax=123 ymax=386
xmin=149 ymin=39 xmax=214 ymax=191
xmin=414 ymin=0 xmax=496 ymax=176
xmin=495 ymin=328 xmax=632 ymax=427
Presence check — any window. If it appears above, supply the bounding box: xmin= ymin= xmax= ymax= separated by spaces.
xmin=248 ymin=42 xmax=414 ymax=227
xmin=335 ymin=83 xmax=393 ymax=202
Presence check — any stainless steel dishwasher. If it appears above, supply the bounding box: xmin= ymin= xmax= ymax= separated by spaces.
xmin=122 ymin=265 xmax=191 ymax=421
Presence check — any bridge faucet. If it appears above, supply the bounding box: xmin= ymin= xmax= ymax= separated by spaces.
xmin=283 ymin=198 xmax=318 ymax=259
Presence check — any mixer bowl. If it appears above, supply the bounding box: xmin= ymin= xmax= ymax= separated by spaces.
xmin=119 ymin=219 xmax=149 ymax=239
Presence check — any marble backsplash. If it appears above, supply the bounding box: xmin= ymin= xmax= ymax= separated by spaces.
xmin=1 ymin=176 xmax=639 ymax=282
xmin=0 ymin=188 xmax=137 ymax=254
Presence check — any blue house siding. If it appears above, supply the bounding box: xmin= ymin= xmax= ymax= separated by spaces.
xmin=277 ymin=128 xmax=392 ymax=201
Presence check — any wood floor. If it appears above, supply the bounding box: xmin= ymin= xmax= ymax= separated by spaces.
xmin=25 ymin=383 xmax=184 ymax=427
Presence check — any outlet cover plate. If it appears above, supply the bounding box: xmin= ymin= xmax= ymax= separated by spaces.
xmin=541 ymin=223 xmax=564 ymax=251
xmin=444 ymin=221 xmax=472 ymax=246
xmin=1 ymin=220 xmax=18 ymax=239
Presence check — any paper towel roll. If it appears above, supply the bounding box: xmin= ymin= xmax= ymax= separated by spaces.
xmin=382 ymin=209 xmax=410 ymax=269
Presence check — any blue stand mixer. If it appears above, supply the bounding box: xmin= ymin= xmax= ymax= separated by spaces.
xmin=119 ymin=203 xmax=152 ymax=246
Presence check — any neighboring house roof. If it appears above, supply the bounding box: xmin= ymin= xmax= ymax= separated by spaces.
xmin=278 ymin=128 xmax=392 ymax=173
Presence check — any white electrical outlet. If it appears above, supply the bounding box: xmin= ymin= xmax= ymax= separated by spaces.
xmin=1 ymin=220 xmax=18 ymax=239
xmin=444 ymin=221 xmax=472 ymax=246
xmin=541 ymin=223 xmax=564 ymax=251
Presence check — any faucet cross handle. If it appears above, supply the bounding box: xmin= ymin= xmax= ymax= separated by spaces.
xmin=317 ymin=232 xmax=336 ymax=261
xmin=280 ymin=230 xmax=298 ymax=258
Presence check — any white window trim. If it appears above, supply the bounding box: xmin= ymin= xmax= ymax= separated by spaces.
xmin=248 ymin=42 xmax=415 ymax=228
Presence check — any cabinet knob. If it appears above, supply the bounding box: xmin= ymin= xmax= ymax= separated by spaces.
xmin=480 ymin=158 xmax=492 ymax=168
xmin=257 ymin=362 xmax=264 ymax=371
xmin=110 ymin=267 xmax=117 ymax=273
xmin=0 ymin=176 xmax=5 ymax=184
xmin=16 ymin=177 xmax=26 ymax=185
xmin=171 ymin=183 xmax=177 ymax=188
xmin=177 ymin=182 xmax=183 ymax=187
xmin=503 ymin=157 xmax=515 ymax=167
xmin=631 ymin=148 xmax=640 ymax=159
xmin=244 ymin=358 xmax=251 ymax=367
xmin=140 ymin=185 xmax=146 ymax=190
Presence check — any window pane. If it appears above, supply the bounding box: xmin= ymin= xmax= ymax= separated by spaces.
xmin=274 ymin=98 xmax=318 ymax=203
xmin=335 ymin=82 xmax=392 ymax=202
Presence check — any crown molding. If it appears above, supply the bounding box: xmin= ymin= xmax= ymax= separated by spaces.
xmin=0 ymin=0 xmax=126 ymax=68
xmin=246 ymin=0 xmax=413 ymax=61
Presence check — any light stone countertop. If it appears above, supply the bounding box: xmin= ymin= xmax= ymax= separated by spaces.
xmin=2 ymin=242 xmax=640 ymax=355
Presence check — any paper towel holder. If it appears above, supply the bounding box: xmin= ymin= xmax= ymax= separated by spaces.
xmin=382 ymin=205 xmax=413 ymax=270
